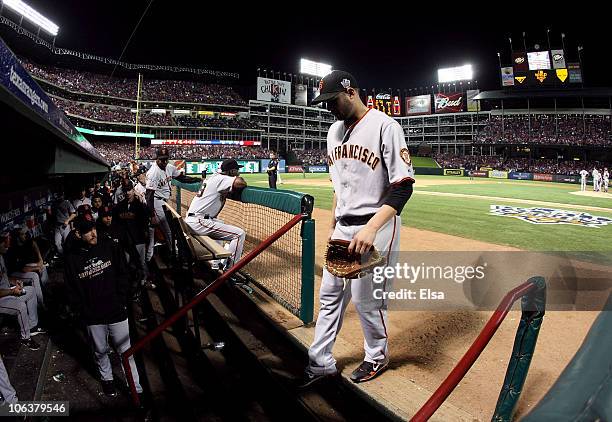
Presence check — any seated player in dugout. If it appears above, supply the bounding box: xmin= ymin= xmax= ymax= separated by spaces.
xmin=184 ymin=159 xmax=247 ymax=272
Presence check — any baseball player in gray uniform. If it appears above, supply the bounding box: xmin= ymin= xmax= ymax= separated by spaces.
xmin=0 ymin=231 xmax=42 ymax=351
xmin=145 ymin=147 xmax=182 ymax=261
xmin=303 ymin=71 xmax=414 ymax=386
xmin=0 ymin=355 xmax=17 ymax=404
xmin=185 ymin=159 xmax=247 ymax=271
xmin=53 ymin=194 xmax=77 ymax=256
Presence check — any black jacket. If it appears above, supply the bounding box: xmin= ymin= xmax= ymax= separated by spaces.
xmin=113 ymin=198 xmax=149 ymax=245
xmin=64 ymin=236 xmax=129 ymax=325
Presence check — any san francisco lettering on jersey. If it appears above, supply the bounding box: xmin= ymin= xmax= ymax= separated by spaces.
xmin=327 ymin=143 xmax=381 ymax=171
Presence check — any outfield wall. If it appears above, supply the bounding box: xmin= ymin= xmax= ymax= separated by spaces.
xmin=443 ymin=168 xmax=588 ymax=185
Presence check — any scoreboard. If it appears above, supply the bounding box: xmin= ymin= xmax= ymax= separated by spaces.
xmin=367 ymin=93 xmax=402 ymax=116
xmin=501 ymin=49 xmax=582 ymax=88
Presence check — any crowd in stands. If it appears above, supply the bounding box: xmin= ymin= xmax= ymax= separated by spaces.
xmin=91 ymin=140 xmax=274 ymax=164
xmin=434 ymin=153 xmax=611 ymax=175
xmin=173 ymin=116 xmax=260 ymax=130
xmin=293 ymin=149 xmax=327 ymax=166
xmin=52 ymin=97 xmax=173 ymax=126
xmin=21 ymin=58 xmax=246 ymax=105
xmin=476 ymin=114 xmax=612 ymax=146
xmin=51 ymin=97 xmax=260 ymax=129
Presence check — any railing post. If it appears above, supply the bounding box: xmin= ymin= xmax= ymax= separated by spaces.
xmin=300 ymin=218 xmax=315 ymax=324
xmin=492 ymin=276 xmax=546 ymax=422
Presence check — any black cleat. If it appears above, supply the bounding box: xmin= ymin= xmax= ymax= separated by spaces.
xmin=350 ymin=360 xmax=389 ymax=383
xmin=298 ymin=369 xmax=338 ymax=389
xmin=101 ymin=380 xmax=118 ymax=397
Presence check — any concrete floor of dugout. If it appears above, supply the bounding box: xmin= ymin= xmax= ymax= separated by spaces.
xmin=238 ymin=207 xmax=605 ymax=421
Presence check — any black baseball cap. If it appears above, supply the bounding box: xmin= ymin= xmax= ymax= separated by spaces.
xmin=156 ymin=147 xmax=170 ymax=159
xmin=75 ymin=215 xmax=96 ymax=234
xmin=220 ymin=159 xmax=243 ymax=172
xmin=311 ymin=70 xmax=359 ymax=105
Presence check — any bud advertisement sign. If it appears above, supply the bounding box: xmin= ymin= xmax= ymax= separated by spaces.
xmin=405 ymin=95 xmax=431 ymax=115
xmin=434 ymin=92 xmax=464 ymax=113
xmin=551 ymin=49 xmax=566 ymax=69
xmin=257 ymin=77 xmax=291 ymax=104
xmin=294 ymin=83 xmax=307 ymax=106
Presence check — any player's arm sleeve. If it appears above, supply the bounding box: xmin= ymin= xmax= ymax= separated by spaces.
xmin=381 ymin=121 xmax=415 ymax=185
xmin=381 ymin=122 xmax=415 ymax=214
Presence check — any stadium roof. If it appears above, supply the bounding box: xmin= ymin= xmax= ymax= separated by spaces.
xmin=474 ymin=88 xmax=612 ymax=101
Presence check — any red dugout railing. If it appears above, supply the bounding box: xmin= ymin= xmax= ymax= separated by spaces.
xmin=411 ymin=279 xmax=540 ymax=421
xmin=122 ymin=213 xmax=306 ymax=407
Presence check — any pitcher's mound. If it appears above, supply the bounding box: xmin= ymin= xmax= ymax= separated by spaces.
xmin=569 ymin=190 xmax=612 ymax=199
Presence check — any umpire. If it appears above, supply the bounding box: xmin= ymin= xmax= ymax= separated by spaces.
xmin=64 ymin=216 xmax=143 ymax=398
xmin=266 ymin=152 xmax=278 ymax=189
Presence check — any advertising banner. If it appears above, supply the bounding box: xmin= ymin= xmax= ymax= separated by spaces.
xmin=553 ymin=174 xmax=580 ymax=184
xmin=434 ymin=92 xmax=463 ymax=113
xmin=366 ymin=95 xmax=374 ymax=109
xmin=551 ymin=49 xmax=566 ymax=69
xmin=533 ymin=173 xmax=553 ymax=182
xmin=375 ymin=93 xmax=393 ymax=116
xmin=186 ymin=160 xmax=260 ymax=175
xmin=509 ymin=172 xmax=533 ymax=180
xmin=257 ymin=77 xmax=291 ymax=103
xmin=501 ymin=67 xmax=515 ymax=86
xmin=151 ymin=139 xmax=261 ymax=146
xmin=444 ymin=169 xmax=464 ymax=176
xmin=568 ymin=63 xmax=583 ymax=83
xmin=294 ymin=83 xmax=307 ymax=106
xmin=306 ymin=165 xmax=328 ymax=173
xmin=392 ymin=96 xmax=401 ymax=116
xmin=405 ymin=95 xmax=431 ymax=115
xmin=287 ymin=165 xmax=304 ymax=173
xmin=489 ymin=170 xmax=509 ymax=179
xmin=512 ymin=51 xmax=529 ymax=72
xmin=467 ymin=89 xmax=480 ymax=112
xmin=472 ymin=170 xmax=489 ymax=178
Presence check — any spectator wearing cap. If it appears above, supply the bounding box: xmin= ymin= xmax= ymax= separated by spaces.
xmin=113 ymin=182 xmax=152 ymax=292
xmin=145 ymin=148 xmax=182 ymax=261
xmin=63 ymin=217 xmax=143 ymax=398
xmin=5 ymin=226 xmax=47 ymax=307
xmin=53 ymin=193 xmax=77 ymax=256
xmin=0 ymin=231 xmax=43 ymax=351
xmin=113 ymin=178 xmax=131 ymax=205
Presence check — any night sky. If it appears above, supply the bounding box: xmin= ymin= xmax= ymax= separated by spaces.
xmin=9 ymin=3 xmax=612 ymax=91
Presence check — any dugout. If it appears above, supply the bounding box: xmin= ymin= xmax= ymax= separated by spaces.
xmin=0 ymin=37 xmax=108 ymax=232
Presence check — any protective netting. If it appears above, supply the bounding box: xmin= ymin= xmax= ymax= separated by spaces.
xmin=168 ymin=182 xmax=310 ymax=317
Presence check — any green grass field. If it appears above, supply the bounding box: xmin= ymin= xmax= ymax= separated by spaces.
xmin=241 ymin=173 xmax=612 ymax=253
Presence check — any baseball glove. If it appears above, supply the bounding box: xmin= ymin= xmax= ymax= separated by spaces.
xmin=324 ymin=239 xmax=385 ymax=279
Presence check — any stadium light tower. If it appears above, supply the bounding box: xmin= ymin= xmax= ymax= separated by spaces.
xmin=437 ymin=64 xmax=473 ymax=84
xmin=1 ymin=0 xmax=59 ymax=36
xmin=300 ymin=59 xmax=332 ymax=78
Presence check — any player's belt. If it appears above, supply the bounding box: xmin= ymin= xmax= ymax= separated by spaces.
xmin=188 ymin=213 xmax=210 ymax=219
xmin=154 ymin=196 xmax=168 ymax=201
xmin=337 ymin=214 xmax=375 ymax=226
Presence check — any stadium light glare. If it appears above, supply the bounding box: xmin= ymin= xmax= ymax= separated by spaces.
xmin=437 ymin=64 xmax=473 ymax=83
xmin=2 ymin=0 xmax=59 ymax=35
xmin=300 ymin=59 xmax=332 ymax=78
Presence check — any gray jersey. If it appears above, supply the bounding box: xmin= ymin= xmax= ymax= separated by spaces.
xmin=55 ymin=199 xmax=75 ymax=224
xmin=326 ymin=108 xmax=415 ymax=218
xmin=146 ymin=163 xmax=181 ymax=200
xmin=187 ymin=173 xmax=235 ymax=218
